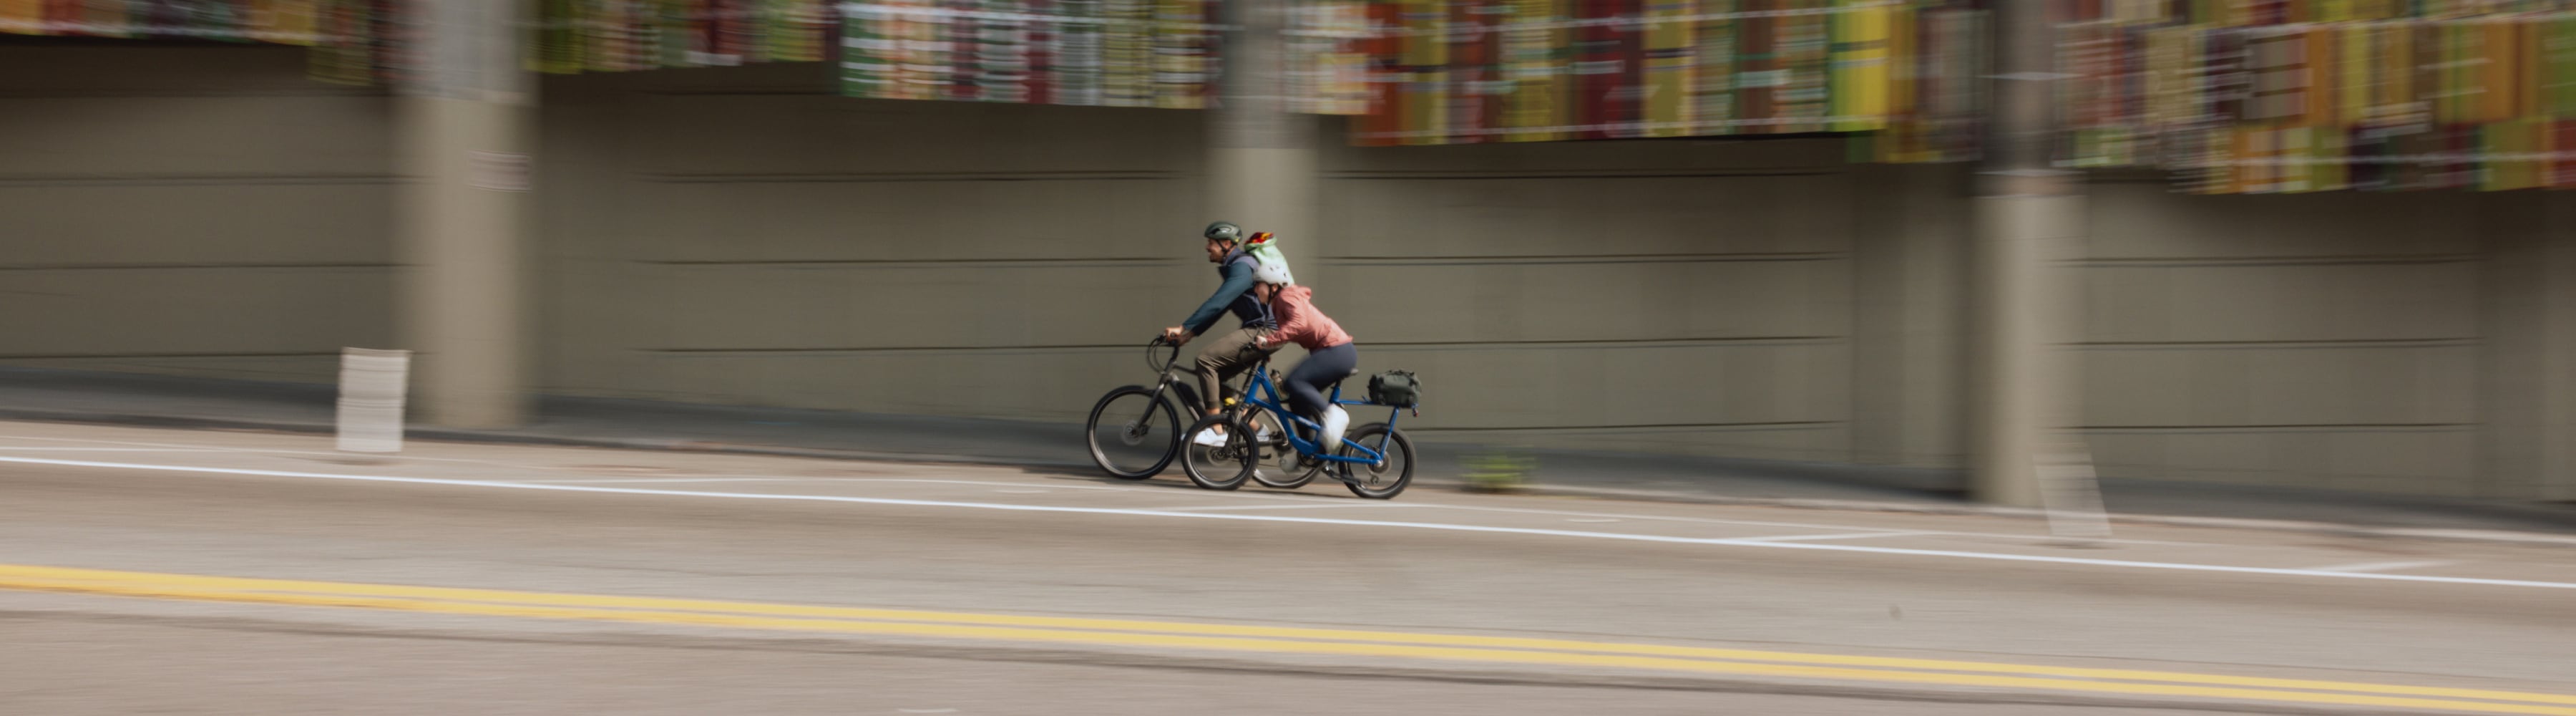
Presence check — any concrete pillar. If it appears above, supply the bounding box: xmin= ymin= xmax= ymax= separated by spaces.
xmin=1210 ymin=0 xmax=1319 ymax=259
xmin=1968 ymin=1 xmax=2084 ymax=507
xmin=2542 ymin=198 xmax=2576 ymax=501
xmin=2484 ymin=192 xmax=2576 ymax=500
xmin=1969 ymin=193 xmax=2082 ymax=508
xmin=398 ymin=0 xmax=534 ymax=428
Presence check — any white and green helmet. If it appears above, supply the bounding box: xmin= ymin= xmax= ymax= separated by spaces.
xmin=1253 ymin=257 xmax=1293 ymax=286
xmin=1246 ymin=232 xmax=1294 ymax=285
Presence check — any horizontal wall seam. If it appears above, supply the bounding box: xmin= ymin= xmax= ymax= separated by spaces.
xmin=1328 ymin=252 xmax=1845 ymax=266
xmin=640 ymin=172 xmax=1181 ymax=184
xmin=634 ymin=258 xmax=1181 ymax=267
xmin=1370 ymin=337 xmax=1840 ymax=349
xmin=1404 ymin=421 xmax=1841 ymax=432
xmin=1324 ymin=170 xmax=1843 ymax=180
xmin=2074 ymin=254 xmax=2480 ymax=268
xmin=645 ymin=337 xmax=1843 ymax=354
xmin=0 ymin=174 xmax=398 ymax=187
xmin=634 ymin=254 xmax=1842 ymax=268
xmin=650 ymin=344 xmax=1167 ymax=354
xmin=0 ymin=89 xmax=389 ymax=99
xmin=0 ymin=263 xmax=394 ymax=271
xmin=0 ymin=352 xmax=343 ymax=359
xmin=634 ymin=88 xmax=876 ymax=96
xmin=2085 ymin=176 xmax=2196 ymax=185
xmin=2080 ymin=424 xmax=2474 ymax=432
xmin=2075 ymin=338 xmax=2478 ymax=349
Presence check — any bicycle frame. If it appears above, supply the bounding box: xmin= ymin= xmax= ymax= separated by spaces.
xmin=1138 ymin=339 xmax=1208 ymax=420
xmin=1234 ymin=361 xmax=1400 ymax=465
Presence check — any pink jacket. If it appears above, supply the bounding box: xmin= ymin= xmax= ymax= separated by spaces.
xmin=1261 ymin=285 xmax=1354 ymax=351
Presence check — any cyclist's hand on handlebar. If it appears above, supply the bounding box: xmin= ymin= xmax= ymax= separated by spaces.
xmin=1161 ymin=326 xmax=1192 ymax=344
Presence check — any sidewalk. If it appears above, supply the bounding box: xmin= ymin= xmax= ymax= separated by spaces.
xmin=4 ymin=367 xmax=2574 ymax=542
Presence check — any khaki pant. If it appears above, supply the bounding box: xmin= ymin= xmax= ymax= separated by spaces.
xmin=1194 ymin=326 xmax=1278 ymax=417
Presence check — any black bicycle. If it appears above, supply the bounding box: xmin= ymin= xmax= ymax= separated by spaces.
xmin=1083 ymin=338 xmax=1207 ymax=479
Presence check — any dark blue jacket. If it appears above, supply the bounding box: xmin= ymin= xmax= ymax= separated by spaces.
xmin=1182 ymin=251 xmax=1276 ymax=334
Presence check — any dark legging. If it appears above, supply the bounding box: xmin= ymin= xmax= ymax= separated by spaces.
xmin=1284 ymin=342 xmax=1358 ymax=425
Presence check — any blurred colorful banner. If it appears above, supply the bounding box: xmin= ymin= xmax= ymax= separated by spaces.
xmin=0 ymin=0 xmax=331 ymax=42
xmin=0 ymin=0 xmax=1966 ymax=151
xmin=527 ymin=0 xmax=834 ymax=74
xmin=832 ymin=0 xmax=1371 ymax=111
xmin=2060 ymin=0 xmax=2576 ymax=193
xmin=1348 ymin=0 xmax=1982 ymax=155
xmin=821 ymin=0 xmax=1986 ymax=151
xmin=25 ymin=0 xmax=2576 ymax=192
xmin=0 ymin=0 xmax=393 ymax=84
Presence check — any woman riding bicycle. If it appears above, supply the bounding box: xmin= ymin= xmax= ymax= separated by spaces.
xmin=1249 ymin=261 xmax=1357 ymax=452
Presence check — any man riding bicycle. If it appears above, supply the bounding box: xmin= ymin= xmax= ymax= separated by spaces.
xmin=1163 ymin=221 xmax=1279 ymax=447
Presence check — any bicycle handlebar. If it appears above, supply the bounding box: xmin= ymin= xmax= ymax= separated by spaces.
xmin=1146 ymin=337 xmax=1181 ymax=373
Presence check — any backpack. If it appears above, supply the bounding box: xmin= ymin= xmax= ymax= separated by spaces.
xmin=1368 ymin=370 xmax=1421 ymax=408
xmin=1244 ymin=231 xmax=1294 ymax=285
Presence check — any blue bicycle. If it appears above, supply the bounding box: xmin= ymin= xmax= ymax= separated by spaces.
xmin=1179 ymin=357 xmax=1416 ymax=500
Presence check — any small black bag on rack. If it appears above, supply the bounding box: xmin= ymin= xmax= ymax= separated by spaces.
xmin=1367 ymin=370 xmax=1421 ymax=408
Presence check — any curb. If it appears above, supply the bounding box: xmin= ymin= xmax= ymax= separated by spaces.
xmin=6 ymin=407 xmax=2574 ymax=548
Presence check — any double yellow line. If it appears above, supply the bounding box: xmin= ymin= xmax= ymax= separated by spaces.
xmin=5 ymin=563 xmax=2570 ymax=715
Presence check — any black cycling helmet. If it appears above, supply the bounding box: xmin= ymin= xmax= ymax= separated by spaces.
xmin=1203 ymin=221 xmax=1244 ymax=243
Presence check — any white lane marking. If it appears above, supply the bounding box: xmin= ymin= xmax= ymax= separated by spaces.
xmin=1161 ymin=503 xmax=1402 ymax=512
xmin=0 ymin=448 xmax=224 ymax=452
xmin=528 ymin=475 xmax=1144 ymax=492
xmin=517 ymin=478 xmax=809 ymax=485
xmin=1735 ymin=531 xmax=1939 ymax=543
xmin=818 ymin=478 xmax=1130 ymax=491
xmin=995 ymin=488 xmax=1048 ymax=494
xmin=0 ymin=433 xmax=507 ymax=463
xmin=2306 ymin=560 xmax=2457 ymax=574
xmin=0 ymin=433 xmax=1098 ymax=491
xmin=1418 ymin=505 xmax=1922 ymax=532
xmin=1397 ymin=503 xmax=2209 ymax=547
xmin=554 ymin=473 xmax=2172 ymax=544
xmin=8 ymin=454 xmax=2572 ymax=591
xmin=0 ymin=428 xmax=2210 ymax=545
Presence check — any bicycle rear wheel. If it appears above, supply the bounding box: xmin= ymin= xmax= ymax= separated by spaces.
xmin=1333 ymin=423 xmax=1415 ymax=500
xmin=1086 ymin=386 xmax=1180 ymax=479
xmin=1180 ymin=414 xmax=1256 ymax=490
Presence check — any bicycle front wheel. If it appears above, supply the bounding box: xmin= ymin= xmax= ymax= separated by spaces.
xmin=1180 ymin=414 xmax=1256 ymax=490
xmin=1086 ymin=386 xmax=1180 ymax=479
xmin=1334 ymin=423 xmax=1415 ymax=500
xmin=1247 ymin=410 xmax=1321 ymax=490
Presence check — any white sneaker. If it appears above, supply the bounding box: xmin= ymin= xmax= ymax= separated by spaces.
xmin=1192 ymin=428 xmax=1229 ymax=448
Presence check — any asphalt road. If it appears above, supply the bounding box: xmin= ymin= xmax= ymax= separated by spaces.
xmin=1 ymin=422 xmax=2571 ymax=715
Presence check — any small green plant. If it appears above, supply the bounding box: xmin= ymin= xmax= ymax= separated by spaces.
xmin=1460 ymin=449 xmax=1536 ymax=493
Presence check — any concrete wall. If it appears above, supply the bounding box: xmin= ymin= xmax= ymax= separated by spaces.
xmin=1312 ymin=142 xmax=1965 ymax=466
xmin=534 ymin=64 xmax=1210 ymax=423
xmin=0 ymin=42 xmax=394 ymax=381
xmin=532 ymin=62 xmax=1968 ymax=469
xmin=10 ymin=42 xmax=2571 ymax=500
xmin=2076 ymin=183 xmax=2496 ymax=498
xmin=2069 ymin=185 xmax=2576 ymax=501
